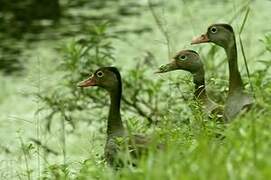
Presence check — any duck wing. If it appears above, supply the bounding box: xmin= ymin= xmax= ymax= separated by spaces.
xmin=224 ymin=91 xmax=254 ymax=121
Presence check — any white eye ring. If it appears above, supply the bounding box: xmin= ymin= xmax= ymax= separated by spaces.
xmin=96 ymin=71 xmax=104 ymax=77
xmin=179 ymin=55 xmax=187 ymax=60
xmin=210 ymin=26 xmax=217 ymax=33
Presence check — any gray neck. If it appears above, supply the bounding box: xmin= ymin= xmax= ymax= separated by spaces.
xmin=107 ymin=89 xmax=124 ymax=137
xmin=192 ymin=68 xmax=207 ymax=100
xmin=225 ymin=36 xmax=243 ymax=93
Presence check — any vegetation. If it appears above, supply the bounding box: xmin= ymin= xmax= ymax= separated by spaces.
xmin=0 ymin=0 xmax=270 ymax=179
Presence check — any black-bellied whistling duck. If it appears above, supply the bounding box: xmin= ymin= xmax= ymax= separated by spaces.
xmin=191 ymin=24 xmax=253 ymax=121
xmin=78 ymin=67 xmax=153 ymax=166
xmin=156 ymin=50 xmax=223 ymax=118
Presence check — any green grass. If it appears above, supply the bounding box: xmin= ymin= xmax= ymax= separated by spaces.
xmin=0 ymin=0 xmax=271 ymax=179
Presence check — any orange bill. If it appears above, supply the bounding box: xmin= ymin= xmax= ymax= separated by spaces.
xmin=191 ymin=34 xmax=209 ymax=44
xmin=77 ymin=76 xmax=96 ymax=87
xmin=155 ymin=60 xmax=178 ymax=73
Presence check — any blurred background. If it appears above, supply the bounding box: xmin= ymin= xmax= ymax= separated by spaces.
xmin=0 ymin=0 xmax=270 ymax=179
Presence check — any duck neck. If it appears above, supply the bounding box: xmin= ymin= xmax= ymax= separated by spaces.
xmin=225 ymin=36 xmax=243 ymax=93
xmin=107 ymin=87 xmax=124 ymax=137
xmin=192 ymin=68 xmax=207 ymax=101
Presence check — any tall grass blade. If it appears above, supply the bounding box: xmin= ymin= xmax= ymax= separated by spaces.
xmin=147 ymin=0 xmax=171 ymax=59
xmin=237 ymin=6 xmax=257 ymax=166
xmin=238 ymin=8 xmax=254 ymax=95
xmin=239 ymin=8 xmax=250 ymax=34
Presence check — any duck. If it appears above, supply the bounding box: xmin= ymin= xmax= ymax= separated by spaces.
xmin=77 ymin=67 xmax=155 ymax=167
xmin=191 ymin=23 xmax=253 ymax=121
xmin=156 ymin=50 xmax=223 ymax=118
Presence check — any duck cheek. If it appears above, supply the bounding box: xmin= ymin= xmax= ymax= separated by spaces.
xmin=213 ymin=39 xmax=225 ymax=48
xmin=209 ymin=35 xmax=225 ymax=47
xmin=184 ymin=61 xmax=192 ymax=67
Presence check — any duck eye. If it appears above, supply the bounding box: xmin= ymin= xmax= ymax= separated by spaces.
xmin=178 ymin=55 xmax=187 ymax=60
xmin=96 ymin=71 xmax=104 ymax=77
xmin=210 ymin=26 xmax=217 ymax=33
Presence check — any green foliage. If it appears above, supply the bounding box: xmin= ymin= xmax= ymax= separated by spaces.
xmin=37 ymin=22 xmax=114 ymax=131
xmin=1 ymin=0 xmax=271 ymax=179
xmin=0 ymin=43 xmax=24 ymax=74
xmin=42 ymin=164 xmax=69 ymax=180
xmin=37 ymin=22 xmax=169 ymax=132
xmin=36 ymin=20 xmax=186 ymax=179
xmin=262 ymin=33 xmax=271 ymax=53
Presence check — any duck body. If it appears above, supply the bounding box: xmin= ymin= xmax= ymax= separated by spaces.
xmin=192 ymin=23 xmax=253 ymax=121
xmin=78 ymin=67 xmax=151 ymax=166
xmin=224 ymin=87 xmax=253 ymax=121
xmin=201 ymin=94 xmax=222 ymax=116
xmin=157 ymin=50 xmax=223 ymax=118
xmin=192 ymin=69 xmax=223 ymax=116
xmin=105 ymin=133 xmax=150 ymax=166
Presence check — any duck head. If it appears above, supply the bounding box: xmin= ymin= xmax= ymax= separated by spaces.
xmin=191 ymin=24 xmax=235 ymax=48
xmin=77 ymin=67 xmax=122 ymax=93
xmin=156 ymin=50 xmax=203 ymax=74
